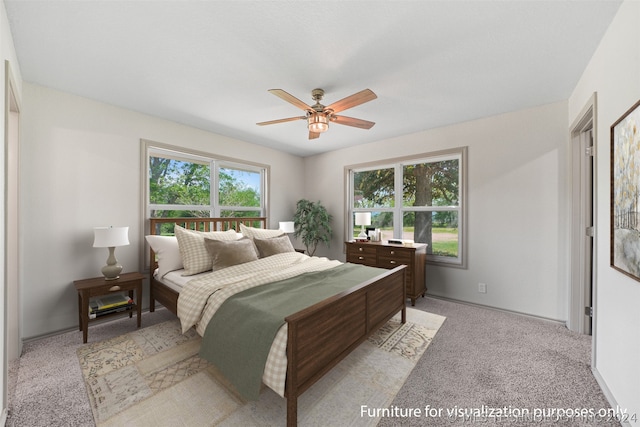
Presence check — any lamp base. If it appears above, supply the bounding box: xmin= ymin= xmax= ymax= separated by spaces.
xmin=101 ymin=246 xmax=123 ymax=281
xmin=358 ymin=225 xmax=368 ymax=240
xmin=101 ymin=265 xmax=122 ymax=281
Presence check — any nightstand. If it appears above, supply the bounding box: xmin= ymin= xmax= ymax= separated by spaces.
xmin=74 ymin=271 xmax=144 ymax=343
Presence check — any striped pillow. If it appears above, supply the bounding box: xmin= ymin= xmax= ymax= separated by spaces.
xmin=175 ymin=225 xmax=238 ymax=275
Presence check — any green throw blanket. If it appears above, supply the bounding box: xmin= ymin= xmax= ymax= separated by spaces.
xmin=199 ymin=263 xmax=387 ymax=400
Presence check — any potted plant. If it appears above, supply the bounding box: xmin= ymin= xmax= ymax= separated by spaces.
xmin=293 ymin=199 xmax=333 ymax=256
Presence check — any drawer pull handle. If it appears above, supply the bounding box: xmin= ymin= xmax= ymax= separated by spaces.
xmin=358 ymin=247 xmax=363 ymax=252
xmin=358 ymin=256 xmax=365 ymax=260
xmin=389 ymin=260 xmax=396 ymax=264
xmin=390 ymin=251 xmax=395 ymax=255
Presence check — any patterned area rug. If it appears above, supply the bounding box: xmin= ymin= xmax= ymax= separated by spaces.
xmin=77 ymin=308 xmax=445 ymax=426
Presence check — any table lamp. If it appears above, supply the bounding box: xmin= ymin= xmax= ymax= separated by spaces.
xmin=354 ymin=212 xmax=371 ymax=240
xmin=279 ymin=221 xmax=295 ymax=234
xmin=93 ymin=226 xmax=129 ymax=281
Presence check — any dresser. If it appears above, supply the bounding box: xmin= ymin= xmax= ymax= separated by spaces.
xmin=345 ymin=241 xmax=427 ymax=306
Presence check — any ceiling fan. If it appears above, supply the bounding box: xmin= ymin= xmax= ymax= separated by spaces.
xmin=257 ymin=88 xmax=377 ymax=140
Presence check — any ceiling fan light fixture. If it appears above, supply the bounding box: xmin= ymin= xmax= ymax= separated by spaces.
xmin=308 ymin=113 xmax=329 ymax=133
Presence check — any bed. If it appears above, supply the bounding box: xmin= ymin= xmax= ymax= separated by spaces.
xmin=146 ymin=217 xmax=406 ymax=426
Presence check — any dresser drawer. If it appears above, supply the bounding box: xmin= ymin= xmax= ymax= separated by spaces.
xmin=378 ymin=247 xmax=412 ymax=263
xmin=345 ymin=241 xmax=426 ymax=307
xmin=377 ymin=256 xmax=413 ymax=269
xmin=346 ymin=243 xmax=377 ymax=265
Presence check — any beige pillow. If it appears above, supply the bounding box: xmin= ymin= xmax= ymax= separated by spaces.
xmin=175 ymin=225 xmax=238 ymax=275
xmin=253 ymin=235 xmax=295 ymax=258
xmin=239 ymin=223 xmax=285 ymax=240
xmin=204 ymin=237 xmax=259 ymax=271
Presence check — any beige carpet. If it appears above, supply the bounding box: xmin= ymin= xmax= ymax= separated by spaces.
xmin=77 ymin=308 xmax=445 ymax=427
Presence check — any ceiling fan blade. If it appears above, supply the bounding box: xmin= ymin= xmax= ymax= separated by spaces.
xmin=256 ymin=116 xmax=306 ymax=126
xmin=309 ymin=131 xmax=321 ymax=140
xmin=331 ymin=115 xmax=375 ymax=129
xmin=325 ymin=89 xmax=377 ymax=114
xmin=268 ymin=89 xmax=313 ymax=111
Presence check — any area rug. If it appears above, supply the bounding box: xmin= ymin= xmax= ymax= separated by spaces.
xmin=77 ymin=308 xmax=445 ymax=426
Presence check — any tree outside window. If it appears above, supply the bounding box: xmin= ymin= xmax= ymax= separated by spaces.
xmin=146 ymin=145 xmax=266 ymax=234
xmin=349 ymin=147 xmax=466 ymax=267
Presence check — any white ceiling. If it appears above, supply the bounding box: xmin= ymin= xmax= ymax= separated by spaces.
xmin=5 ymin=0 xmax=622 ymax=157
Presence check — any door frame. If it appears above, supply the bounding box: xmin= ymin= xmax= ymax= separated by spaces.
xmin=4 ymin=60 xmax=21 ymax=422
xmin=569 ymin=93 xmax=597 ymax=340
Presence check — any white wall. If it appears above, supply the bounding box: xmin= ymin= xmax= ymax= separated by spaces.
xmin=304 ymin=100 xmax=569 ymax=321
xmin=20 ymin=84 xmax=305 ymax=339
xmin=569 ymin=0 xmax=640 ymax=418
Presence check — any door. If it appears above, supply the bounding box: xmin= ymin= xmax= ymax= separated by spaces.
xmin=580 ymin=129 xmax=594 ymax=334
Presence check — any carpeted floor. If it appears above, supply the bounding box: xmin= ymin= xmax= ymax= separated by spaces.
xmin=8 ymin=298 xmax=619 ymax=426
xmin=7 ymin=308 xmax=177 ymax=427
xmin=378 ymin=297 xmax=619 ymax=426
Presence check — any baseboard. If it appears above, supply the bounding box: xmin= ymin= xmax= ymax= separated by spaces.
xmin=427 ymin=294 xmax=566 ymax=326
xmin=22 ymin=306 xmax=168 ymax=344
xmin=592 ymin=367 xmax=633 ymax=426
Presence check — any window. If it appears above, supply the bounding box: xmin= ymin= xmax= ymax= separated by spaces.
xmin=144 ymin=141 xmax=267 ymax=226
xmin=347 ymin=147 xmax=467 ymax=267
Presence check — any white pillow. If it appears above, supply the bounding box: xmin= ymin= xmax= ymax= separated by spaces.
xmin=175 ymin=225 xmax=239 ymax=275
xmin=145 ymin=235 xmax=182 ymax=279
xmin=239 ymin=223 xmax=284 ymax=240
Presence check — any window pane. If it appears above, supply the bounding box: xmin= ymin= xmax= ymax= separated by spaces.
xmin=352 ymin=211 xmax=394 ymax=240
xmin=353 ymin=168 xmax=395 ymax=208
xmin=149 ymin=209 xmax=210 ymax=219
xmin=403 ymin=211 xmax=458 ymax=257
xmin=149 ymin=156 xmax=210 ymax=206
xmin=220 ymin=210 xmax=262 ymax=218
xmin=152 ymin=222 xmax=177 ymax=236
xmin=403 ymin=159 xmax=459 ymax=207
xmin=219 ymin=167 xmax=261 ymax=208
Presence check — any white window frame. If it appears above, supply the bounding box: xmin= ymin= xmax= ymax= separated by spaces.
xmin=141 ymin=139 xmax=269 ymax=220
xmin=345 ymin=146 xmax=467 ymax=268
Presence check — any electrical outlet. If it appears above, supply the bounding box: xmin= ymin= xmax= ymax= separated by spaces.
xmin=478 ymin=283 xmax=487 ymax=293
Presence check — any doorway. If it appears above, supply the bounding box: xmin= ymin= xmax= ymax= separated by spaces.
xmin=569 ymin=95 xmax=595 ymax=335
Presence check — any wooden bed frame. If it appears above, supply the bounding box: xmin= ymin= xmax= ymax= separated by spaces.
xmin=148 ymin=217 xmax=407 ymax=426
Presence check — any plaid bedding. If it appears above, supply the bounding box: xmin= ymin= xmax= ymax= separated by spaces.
xmin=177 ymin=252 xmax=341 ymax=396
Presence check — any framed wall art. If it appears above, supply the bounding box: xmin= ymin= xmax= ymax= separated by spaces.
xmin=611 ymin=98 xmax=640 ymax=281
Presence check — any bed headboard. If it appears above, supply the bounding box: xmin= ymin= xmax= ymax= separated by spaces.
xmin=148 ymin=217 xmax=267 ymax=273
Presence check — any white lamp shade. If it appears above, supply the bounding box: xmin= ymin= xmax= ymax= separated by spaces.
xmin=354 ymin=212 xmax=371 ymax=226
xmin=93 ymin=226 xmax=130 ymax=248
xmin=279 ymin=221 xmax=295 ymax=234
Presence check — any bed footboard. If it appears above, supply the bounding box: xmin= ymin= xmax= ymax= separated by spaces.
xmin=284 ymin=265 xmax=406 ymax=426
